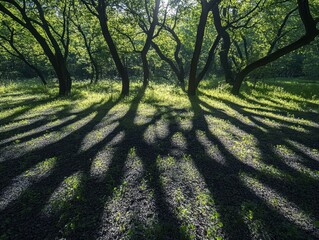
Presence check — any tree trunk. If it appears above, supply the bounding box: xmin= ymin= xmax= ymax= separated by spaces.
xmin=31 ymin=65 xmax=47 ymax=85
xmin=0 ymin=3 xmax=72 ymax=96
xmin=98 ymin=6 xmax=129 ymax=96
xmin=140 ymin=0 xmax=161 ymax=88
xmin=141 ymin=53 xmax=149 ymax=88
xmin=213 ymin=6 xmax=234 ymax=85
xmin=52 ymin=57 xmax=72 ymax=96
xmin=232 ymin=0 xmax=318 ymax=95
xmin=188 ymin=4 xmax=210 ymax=96
xmin=220 ymin=35 xmax=234 ymax=84
xmin=232 ymin=34 xmax=318 ymax=95
xmin=197 ymin=35 xmax=221 ymax=82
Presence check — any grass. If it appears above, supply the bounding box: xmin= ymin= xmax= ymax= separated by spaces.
xmin=0 ymin=78 xmax=318 ymax=239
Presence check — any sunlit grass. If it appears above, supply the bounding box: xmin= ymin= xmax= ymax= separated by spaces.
xmin=0 ymin=78 xmax=318 ymax=239
xmin=240 ymin=173 xmax=319 ymax=238
xmin=0 ymin=157 xmax=57 ymax=211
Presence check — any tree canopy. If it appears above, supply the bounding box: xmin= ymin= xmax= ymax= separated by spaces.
xmin=0 ymin=0 xmax=318 ymax=96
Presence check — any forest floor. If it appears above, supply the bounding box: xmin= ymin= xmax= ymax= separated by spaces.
xmin=0 ymin=78 xmax=319 ymax=240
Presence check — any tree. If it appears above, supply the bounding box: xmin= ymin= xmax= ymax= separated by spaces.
xmin=117 ymin=0 xmax=163 ymax=88
xmin=208 ymin=0 xmax=265 ymax=86
xmin=138 ymin=0 xmax=161 ymax=88
xmin=150 ymin=1 xmax=192 ymax=88
xmin=188 ymin=0 xmax=220 ymax=96
xmin=71 ymin=1 xmax=100 ymax=84
xmin=80 ymin=0 xmax=130 ymax=96
xmin=231 ymin=0 xmax=319 ymax=95
xmin=0 ymin=0 xmax=72 ymax=95
xmin=151 ymin=23 xmax=186 ymax=87
xmin=0 ymin=20 xmax=46 ymax=85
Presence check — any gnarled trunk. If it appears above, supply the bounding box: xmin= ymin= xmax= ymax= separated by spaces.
xmin=232 ymin=0 xmax=318 ymax=95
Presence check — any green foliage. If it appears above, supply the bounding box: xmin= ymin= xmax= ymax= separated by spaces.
xmin=0 ymin=0 xmax=316 ymax=87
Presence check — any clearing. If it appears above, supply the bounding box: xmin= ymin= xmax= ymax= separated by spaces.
xmin=0 ymin=79 xmax=318 ymax=239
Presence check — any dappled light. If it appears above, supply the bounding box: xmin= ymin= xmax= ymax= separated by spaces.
xmin=240 ymin=173 xmax=319 ymax=238
xmin=0 ymin=80 xmax=318 ymax=239
xmin=43 ymin=171 xmax=83 ymax=217
xmin=0 ymin=157 xmax=57 ymax=211
xmin=1 ymin=0 xmax=319 ymax=238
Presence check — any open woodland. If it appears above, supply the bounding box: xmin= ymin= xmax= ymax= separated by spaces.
xmin=0 ymin=0 xmax=319 ymax=239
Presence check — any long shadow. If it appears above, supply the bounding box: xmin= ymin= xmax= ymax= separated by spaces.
xmin=209 ymin=92 xmax=318 ymax=228
xmin=242 ymin=93 xmax=319 ymax=118
xmin=0 ymin=97 xmax=122 ymax=239
xmin=198 ymin=94 xmax=319 ymax=207
xmin=0 ymin=101 xmax=78 ymax=145
xmin=88 ymin=89 xmax=184 ymax=239
xmin=187 ymin=96 xmax=254 ymax=238
xmin=202 ymin=92 xmax=319 ymax=167
xmin=0 ymin=89 xmax=184 ymax=239
xmin=43 ymin=88 xmax=184 ymax=239
xmin=186 ymin=95 xmax=318 ymax=239
xmin=0 ymin=97 xmax=57 ymax=127
xmin=0 ymin=92 xmax=25 ymax=98
xmin=0 ymin=101 xmax=102 ymax=149
xmin=1 ymin=86 xmax=318 ymax=239
xmin=0 ymin=103 xmax=113 ymax=193
xmin=0 ymin=98 xmax=39 ymax=111
xmin=132 ymin=109 xmax=186 ymax=239
xmin=200 ymin=90 xmax=319 ymax=131
xmin=248 ymin=86 xmax=319 ymax=107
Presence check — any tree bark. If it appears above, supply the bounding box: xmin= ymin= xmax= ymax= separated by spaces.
xmin=97 ymin=1 xmax=129 ymax=96
xmin=197 ymin=35 xmax=221 ymax=83
xmin=188 ymin=2 xmax=211 ymax=96
xmin=151 ymin=29 xmax=185 ymax=88
xmin=212 ymin=5 xmax=234 ymax=85
xmin=141 ymin=0 xmax=161 ymax=88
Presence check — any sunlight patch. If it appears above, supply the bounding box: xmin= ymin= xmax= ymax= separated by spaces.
xmin=43 ymin=171 xmax=83 ymax=216
xmin=134 ymin=108 xmax=157 ymax=126
xmin=287 ymin=140 xmax=319 ymax=162
xmin=240 ymin=173 xmax=319 ymax=237
xmin=251 ymin=116 xmax=281 ymax=129
xmin=79 ymin=122 xmax=119 ymax=152
xmin=143 ymin=120 xmax=170 ymax=145
xmin=156 ymin=155 xmax=225 ymax=239
xmin=108 ymin=131 xmax=125 ymax=147
xmin=0 ymin=157 xmax=57 ymax=211
xmin=155 ymin=120 xmax=170 ymax=139
xmin=196 ymin=130 xmax=226 ymax=165
xmin=178 ymin=119 xmax=193 ymax=131
xmin=90 ymin=151 xmax=113 ymax=181
xmin=274 ymin=145 xmax=319 ymax=179
xmin=98 ymin=152 xmax=158 ymax=239
xmin=171 ymin=132 xmax=187 ymax=150
xmin=143 ymin=125 xmax=157 ymax=145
